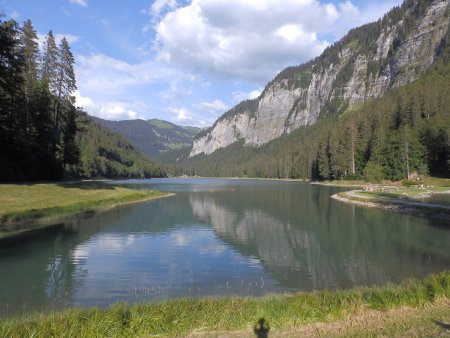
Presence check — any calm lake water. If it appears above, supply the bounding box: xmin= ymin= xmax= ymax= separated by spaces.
xmin=1 ymin=178 xmax=449 ymax=316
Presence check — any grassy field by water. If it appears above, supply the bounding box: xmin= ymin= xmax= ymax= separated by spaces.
xmin=0 ymin=272 xmax=449 ymax=337
xmin=0 ymin=181 xmax=170 ymax=232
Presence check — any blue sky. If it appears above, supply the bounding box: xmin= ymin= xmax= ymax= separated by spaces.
xmin=2 ymin=0 xmax=402 ymax=127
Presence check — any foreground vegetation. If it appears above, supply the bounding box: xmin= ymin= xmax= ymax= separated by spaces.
xmin=0 ymin=272 xmax=449 ymax=337
xmin=0 ymin=181 xmax=169 ymax=230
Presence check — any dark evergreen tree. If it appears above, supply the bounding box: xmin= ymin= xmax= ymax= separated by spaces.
xmin=20 ymin=19 xmax=39 ymax=135
xmin=0 ymin=18 xmax=26 ymax=181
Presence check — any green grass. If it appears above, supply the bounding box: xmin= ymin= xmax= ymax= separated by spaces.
xmin=0 ymin=272 xmax=449 ymax=337
xmin=0 ymin=181 xmax=170 ymax=228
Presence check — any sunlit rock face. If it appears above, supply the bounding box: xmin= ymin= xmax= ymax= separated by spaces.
xmin=190 ymin=0 xmax=449 ymax=157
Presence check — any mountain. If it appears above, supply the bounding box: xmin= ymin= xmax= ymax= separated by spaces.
xmin=190 ymin=0 xmax=450 ymax=158
xmin=91 ymin=117 xmax=201 ymax=161
xmin=179 ymin=61 xmax=450 ymax=179
xmin=67 ymin=113 xmax=166 ymax=178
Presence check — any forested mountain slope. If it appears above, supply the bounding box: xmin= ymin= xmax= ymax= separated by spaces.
xmin=68 ymin=114 xmax=166 ymax=179
xmin=189 ymin=0 xmax=450 ymax=158
xmin=177 ymin=54 xmax=450 ymax=180
xmin=92 ymin=117 xmax=200 ymax=160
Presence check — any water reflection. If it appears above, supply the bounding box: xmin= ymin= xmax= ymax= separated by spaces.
xmin=0 ymin=178 xmax=449 ymax=317
xmin=188 ymin=185 xmax=450 ymax=291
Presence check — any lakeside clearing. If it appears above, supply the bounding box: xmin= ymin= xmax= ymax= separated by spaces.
xmin=0 ymin=272 xmax=449 ymax=337
xmin=0 ymin=181 xmax=172 ymax=237
xmin=331 ymin=181 xmax=450 ymax=222
xmin=315 ymin=177 xmax=450 ymax=221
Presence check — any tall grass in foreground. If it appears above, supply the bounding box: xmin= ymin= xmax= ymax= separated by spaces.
xmin=1 ymin=272 xmax=449 ymax=337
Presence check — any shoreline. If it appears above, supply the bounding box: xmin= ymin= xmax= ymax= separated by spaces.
xmin=0 ymin=182 xmax=174 ymax=238
xmin=332 ymin=190 xmax=450 ymax=222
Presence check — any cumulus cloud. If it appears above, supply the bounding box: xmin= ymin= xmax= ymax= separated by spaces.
xmin=75 ymin=53 xmax=182 ymax=96
xmin=152 ymin=0 xmax=401 ymax=82
xmin=150 ymin=0 xmax=177 ymax=19
xmin=74 ymin=90 xmax=145 ymax=120
xmin=70 ymin=0 xmax=87 ymax=7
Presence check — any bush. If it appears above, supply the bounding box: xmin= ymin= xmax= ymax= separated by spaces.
xmin=364 ymin=162 xmax=384 ymax=183
xmin=402 ymin=179 xmax=415 ymax=187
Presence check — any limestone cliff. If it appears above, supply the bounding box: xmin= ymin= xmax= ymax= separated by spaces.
xmin=190 ymin=0 xmax=450 ymax=157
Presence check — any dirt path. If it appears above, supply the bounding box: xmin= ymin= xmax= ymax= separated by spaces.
xmin=189 ymin=299 xmax=450 ymax=337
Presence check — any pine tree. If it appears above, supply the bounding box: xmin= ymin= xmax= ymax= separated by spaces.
xmin=20 ymin=19 xmax=39 ymax=135
xmin=0 ymin=18 xmax=26 ymax=180
xmin=41 ymin=30 xmax=58 ymax=93
xmin=54 ymin=37 xmax=76 ymax=146
xmin=62 ymin=100 xmax=80 ymax=168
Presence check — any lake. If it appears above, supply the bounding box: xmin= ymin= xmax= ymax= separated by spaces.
xmin=0 ymin=178 xmax=449 ymax=316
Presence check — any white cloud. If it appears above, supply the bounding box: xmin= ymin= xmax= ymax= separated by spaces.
xmin=170 ymin=107 xmax=193 ymax=123
xmin=70 ymin=0 xmax=87 ymax=7
xmin=196 ymin=99 xmax=228 ymax=115
xmin=152 ymin=0 xmax=402 ymax=83
xmin=54 ymin=33 xmax=80 ymax=44
xmin=232 ymin=88 xmax=263 ymax=103
xmin=75 ymin=53 xmax=181 ymax=96
xmin=74 ymin=90 xmax=145 ymax=120
xmin=150 ymin=0 xmax=177 ymax=19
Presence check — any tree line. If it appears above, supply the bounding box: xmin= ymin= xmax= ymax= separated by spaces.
xmin=0 ymin=15 xmax=166 ymax=181
xmin=1 ymin=16 xmax=78 ymax=181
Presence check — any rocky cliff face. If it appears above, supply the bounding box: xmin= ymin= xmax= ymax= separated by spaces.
xmin=190 ymin=0 xmax=449 ymax=157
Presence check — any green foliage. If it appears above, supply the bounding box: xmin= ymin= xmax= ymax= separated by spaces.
xmin=0 ymin=16 xmax=164 ymax=181
xmin=0 ymin=18 xmax=79 ymax=181
xmin=402 ymin=179 xmax=415 ymax=187
xmin=68 ymin=113 xmax=166 ymax=179
xmin=364 ymin=162 xmax=384 ymax=183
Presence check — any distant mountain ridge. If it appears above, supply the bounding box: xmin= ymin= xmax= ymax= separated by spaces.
xmin=91 ymin=117 xmax=201 ymax=160
xmin=190 ymin=0 xmax=450 ymax=157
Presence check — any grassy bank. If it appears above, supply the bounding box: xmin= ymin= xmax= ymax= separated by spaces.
xmin=333 ymin=187 xmax=450 ymax=222
xmin=315 ymin=177 xmax=450 ymax=189
xmin=0 ymin=181 xmax=171 ymax=233
xmin=0 ymin=272 xmax=449 ymax=337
